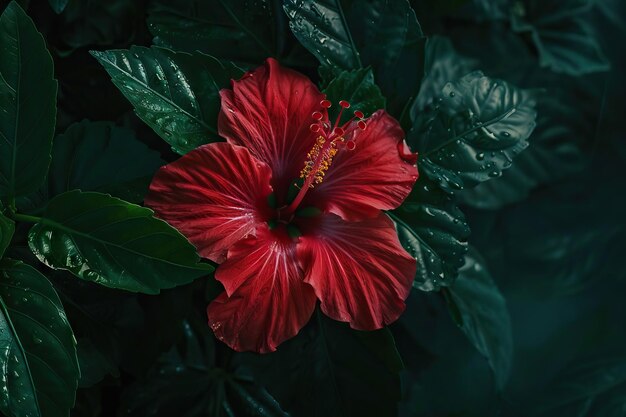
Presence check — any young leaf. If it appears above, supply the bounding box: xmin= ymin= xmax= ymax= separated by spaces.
xmin=448 ymin=247 xmax=513 ymax=391
xmin=284 ymin=0 xmax=426 ymax=116
xmin=321 ymin=67 xmax=386 ymax=121
xmin=26 ymin=191 xmax=212 ymax=294
xmin=0 ymin=212 xmax=14 ymax=258
xmin=0 ymin=259 xmax=79 ymax=417
xmin=48 ymin=120 xmax=164 ymax=203
xmin=91 ymin=46 xmax=243 ymax=155
xmin=410 ymin=71 xmax=537 ymax=192
xmin=390 ymin=175 xmax=470 ymax=291
xmin=243 ymin=311 xmax=403 ymax=417
xmin=0 ymin=1 xmax=57 ymax=199
xmin=511 ymin=0 xmax=609 ymax=75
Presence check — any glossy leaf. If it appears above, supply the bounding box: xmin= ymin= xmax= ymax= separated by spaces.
xmin=390 ymin=175 xmax=470 ymax=291
xmin=284 ymin=0 xmax=426 ymax=116
xmin=121 ymin=320 xmax=288 ymax=417
xmin=511 ymin=0 xmax=609 ymax=75
xmin=148 ymin=0 xmax=283 ymax=62
xmin=49 ymin=120 xmax=164 ymax=203
xmin=91 ymin=46 xmax=243 ymax=154
xmin=321 ymin=67 xmax=386 ymax=121
xmin=27 ymin=190 xmax=212 ymax=294
xmin=409 ymin=71 xmax=537 ymax=192
xmin=0 ymin=1 xmax=57 ymax=199
xmin=448 ymin=247 xmax=513 ymax=390
xmin=243 ymin=311 xmax=403 ymax=417
xmin=0 ymin=212 xmax=14 ymax=258
xmin=0 ymin=259 xmax=79 ymax=417
xmin=49 ymin=0 xmax=69 ymax=14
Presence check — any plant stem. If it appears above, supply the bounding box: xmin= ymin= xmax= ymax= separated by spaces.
xmin=12 ymin=213 xmax=42 ymax=223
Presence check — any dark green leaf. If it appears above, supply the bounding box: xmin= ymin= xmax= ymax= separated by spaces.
xmin=0 ymin=211 xmax=14 ymax=258
xmin=121 ymin=320 xmax=288 ymax=417
xmin=0 ymin=1 xmax=57 ymax=199
xmin=390 ymin=175 xmax=470 ymax=291
xmin=457 ymin=85 xmax=588 ymax=209
xmin=48 ymin=0 xmax=69 ymax=14
xmin=91 ymin=46 xmax=243 ymax=154
xmin=0 ymin=259 xmax=79 ymax=417
xmin=321 ymin=67 xmax=386 ymax=121
xmin=27 ymin=190 xmax=212 ymax=294
xmin=49 ymin=120 xmax=164 ymax=203
xmin=410 ymin=71 xmax=537 ymax=192
xmin=448 ymin=247 xmax=513 ymax=391
xmin=148 ymin=0 xmax=282 ymax=62
xmin=512 ymin=0 xmax=609 ymax=75
xmin=76 ymin=337 xmax=119 ymax=388
xmin=535 ymin=356 xmax=626 ymax=416
xmin=243 ymin=311 xmax=403 ymax=417
xmin=284 ymin=0 xmax=426 ymax=116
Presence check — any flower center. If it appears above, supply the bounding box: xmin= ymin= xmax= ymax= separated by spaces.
xmin=282 ymin=99 xmax=367 ymax=216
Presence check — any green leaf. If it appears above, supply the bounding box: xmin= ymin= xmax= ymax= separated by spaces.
xmin=0 ymin=259 xmax=79 ymax=417
xmin=511 ymin=0 xmax=609 ymax=75
xmin=535 ymin=356 xmax=626 ymax=416
xmin=284 ymin=0 xmax=426 ymax=116
xmin=0 ymin=211 xmax=14 ymax=258
xmin=148 ymin=0 xmax=282 ymax=62
xmin=49 ymin=120 xmax=164 ymax=203
xmin=121 ymin=320 xmax=288 ymax=417
xmin=448 ymin=247 xmax=513 ymax=391
xmin=410 ymin=71 xmax=537 ymax=192
xmin=0 ymin=1 xmax=57 ymax=199
xmin=26 ymin=190 xmax=212 ymax=294
xmin=321 ymin=67 xmax=386 ymax=121
xmin=390 ymin=175 xmax=470 ymax=291
xmin=48 ymin=0 xmax=69 ymax=14
xmin=243 ymin=311 xmax=403 ymax=417
xmin=457 ymin=84 xmax=588 ymax=209
xmin=91 ymin=46 xmax=243 ymax=155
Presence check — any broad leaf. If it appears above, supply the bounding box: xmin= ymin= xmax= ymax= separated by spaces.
xmin=390 ymin=175 xmax=470 ymax=291
xmin=0 ymin=211 xmax=14 ymax=258
xmin=448 ymin=247 xmax=513 ymax=391
xmin=121 ymin=320 xmax=288 ymax=417
xmin=91 ymin=46 xmax=243 ymax=154
xmin=321 ymin=67 xmax=386 ymax=122
xmin=0 ymin=259 xmax=79 ymax=417
xmin=27 ymin=190 xmax=212 ymax=294
xmin=409 ymin=71 xmax=537 ymax=192
xmin=148 ymin=0 xmax=284 ymax=63
xmin=511 ymin=0 xmax=609 ymax=75
xmin=49 ymin=120 xmax=164 ymax=203
xmin=243 ymin=311 xmax=403 ymax=417
xmin=457 ymin=83 xmax=588 ymax=208
xmin=0 ymin=2 xmax=57 ymax=199
xmin=49 ymin=0 xmax=69 ymax=14
xmin=284 ymin=0 xmax=426 ymax=116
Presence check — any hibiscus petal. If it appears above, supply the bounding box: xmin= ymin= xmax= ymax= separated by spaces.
xmin=310 ymin=110 xmax=419 ymax=221
xmin=297 ymin=213 xmax=416 ymax=330
xmin=207 ymin=227 xmax=317 ymax=353
xmin=218 ymin=58 xmax=325 ymax=195
xmin=145 ymin=142 xmax=272 ymax=263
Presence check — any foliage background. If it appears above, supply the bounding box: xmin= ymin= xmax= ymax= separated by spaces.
xmin=0 ymin=0 xmax=625 ymax=416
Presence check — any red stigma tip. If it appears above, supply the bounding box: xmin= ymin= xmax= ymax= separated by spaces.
xmin=310 ymin=124 xmax=320 ymax=132
xmin=354 ymin=110 xmax=364 ymax=119
xmin=312 ymin=111 xmax=323 ymax=120
xmin=346 ymin=140 xmax=356 ymax=150
xmin=339 ymin=100 xmax=350 ymax=108
xmin=333 ymin=127 xmax=345 ymax=136
xmin=357 ymin=120 xmax=367 ymax=130
xmin=320 ymin=100 xmax=332 ymax=108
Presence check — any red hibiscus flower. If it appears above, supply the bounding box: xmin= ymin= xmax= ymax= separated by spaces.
xmin=145 ymin=58 xmax=419 ymax=353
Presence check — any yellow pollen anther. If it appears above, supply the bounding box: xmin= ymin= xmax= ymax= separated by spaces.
xmin=299 ymin=136 xmax=340 ymax=187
